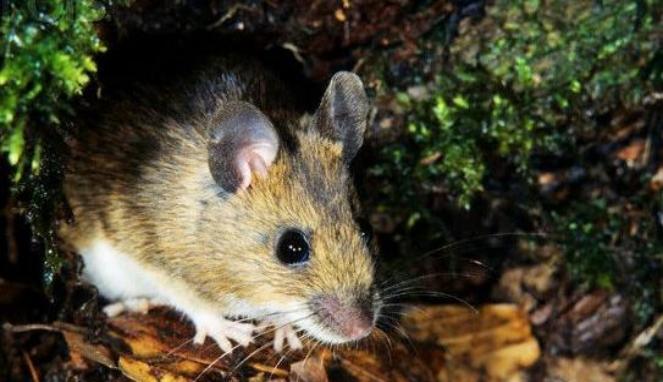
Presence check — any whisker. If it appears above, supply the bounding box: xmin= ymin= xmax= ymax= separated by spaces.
xmin=417 ymin=232 xmax=551 ymax=260
xmin=374 ymin=328 xmax=394 ymax=362
xmin=379 ymin=302 xmax=425 ymax=311
xmin=163 ymin=337 xmax=193 ymax=358
xmin=230 ymin=304 xmax=311 ymax=324
xmin=268 ymin=347 xmax=295 ymax=380
xmin=167 ymin=305 xmax=310 ymax=356
xmin=381 ymin=290 xmax=478 ymax=313
xmin=227 ymin=313 xmax=317 ymax=377
xmin=377 ymin=258 xmax=490 ymax=289
xmin=340 ymin=357 xmax=387 ymax=382
xmin=227 ymin=342 xmax=274 ymax=380
xmin=379 ymin=231 xmax=551 ymax=280
xmin=380 ymin=271 xmax=485 ymax=293
xmin=192 ymin=345 xmax=237 ymax=382
xmin=300 ymin=338 xmax=318 ymax=369
xmin=296 ymin=338 xmax=322 ymax=382
xmin=377 ymin=319 xmax=416 ymax=351
xmin=191 ymin=310 xmax=314 ymax=381
xmin=257 ymin=327 xmax=314 ymax=381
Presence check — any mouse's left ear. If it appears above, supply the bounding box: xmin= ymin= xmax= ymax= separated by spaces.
xmin=208 ymin=101 xmax=279 ymax=193
xmin=313 ymin=72 xmax=369 ymax=163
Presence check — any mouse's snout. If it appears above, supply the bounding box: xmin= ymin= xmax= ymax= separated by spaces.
xmin=311 ymin=294 xmax=376 ymax=341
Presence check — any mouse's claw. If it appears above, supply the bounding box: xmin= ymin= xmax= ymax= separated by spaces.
xmin=191 ymin=313 xmax=256 ymax=354
xmin=258 ymin=320 xmax=303 ymax=352
xmin=273 ymin=323 xmax=303 ymax=352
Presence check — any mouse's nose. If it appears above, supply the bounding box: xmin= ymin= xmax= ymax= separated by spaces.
xmin=312 ymin=294 xmax=375 ymax=341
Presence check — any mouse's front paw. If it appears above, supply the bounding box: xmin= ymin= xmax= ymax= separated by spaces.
xmin=273 ymin=323 xmax=303 ymax=352
xmin=103 ymin=297 xmax=166 ymax=317
xmin=258 ymin=320 xmax=303 ymax=352
xmin=191 ymin=313 xmax=256 ymax=354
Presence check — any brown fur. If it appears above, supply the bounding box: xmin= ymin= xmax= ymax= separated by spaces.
xmin=60 ymin=57 xmax=375 ymax=332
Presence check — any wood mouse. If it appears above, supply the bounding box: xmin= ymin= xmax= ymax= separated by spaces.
xmin=59 ymin=57 xmax=380 ymax=353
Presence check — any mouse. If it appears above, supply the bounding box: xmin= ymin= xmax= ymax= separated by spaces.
xmin=58 ymin=56 xmax=381 ymax=354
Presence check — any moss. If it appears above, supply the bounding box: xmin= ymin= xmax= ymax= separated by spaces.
xmin=0 ymin=0 xmax=105 ymax=180
xmin=372 ymin=0 xmax=660 ymax=211
xmin=0 ymin=0 xmax=107 ymax=290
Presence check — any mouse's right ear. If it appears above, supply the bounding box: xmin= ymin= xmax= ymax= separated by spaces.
xmin=208 ymin=101 xmax=279 ymax=193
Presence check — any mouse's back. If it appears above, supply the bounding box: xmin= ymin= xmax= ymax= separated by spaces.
xmin=62 ymin=57 xmax=299 ymax=243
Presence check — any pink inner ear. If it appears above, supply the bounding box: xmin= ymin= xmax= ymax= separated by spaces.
xmin=235 ymin=141 xmax=278 ymax=191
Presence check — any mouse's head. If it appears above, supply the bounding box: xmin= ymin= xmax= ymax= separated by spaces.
xmin=199 ymin=72 xmax=380 ymax=344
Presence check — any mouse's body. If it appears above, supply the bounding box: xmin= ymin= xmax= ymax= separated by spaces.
xmin=59 ymin=57 xmax=379 ymax=353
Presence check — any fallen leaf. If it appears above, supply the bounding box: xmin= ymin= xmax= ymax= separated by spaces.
xmin=546 ymin=357 xmax=615 ymax=382
xmin=119 ymin=356 xmax=189 ymax=382
xmin=289 ymin=352 xmax=328 ymax=382
xmin=61 ymin=327 xmax=115 ymax=370
xmin=12 ymin=304 xmax=541 ymax=381
xmin=550 ymin=291 xmax=628 ymax=354
xmin=402 ymin=304 xmax=541 ymax=380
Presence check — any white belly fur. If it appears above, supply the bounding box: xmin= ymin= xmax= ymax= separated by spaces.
xmin=78 ymin=239 xmax=259 ymax=318
xmin=78 ymin=239 xmax=318 ymax=348
xmin=79 ymin=240 xmax=163 ymax=301
xmin=79 ymin=238 xmax=296 ymax=332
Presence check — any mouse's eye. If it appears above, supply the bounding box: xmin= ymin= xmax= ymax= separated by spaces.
xmin=277 ymin=229 xmax=310 ymax=265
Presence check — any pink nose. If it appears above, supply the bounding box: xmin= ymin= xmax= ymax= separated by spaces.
xmin=315 ymin=295 xmax=374 ymax=340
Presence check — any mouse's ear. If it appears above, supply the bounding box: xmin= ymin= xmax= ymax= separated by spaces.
xmin=313 ymin=72 xmax=369 ymax=163
xmin=208 ymin=101 xmax=279 ymax=193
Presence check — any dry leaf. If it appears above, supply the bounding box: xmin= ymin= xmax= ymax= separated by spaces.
xmin=61 ymin=328 xmax=115 ymax=370
xmin=119 ymin=357 xmax=189 ymax=382
xmin=402 ymin=304 xmax=541 ymax=380
xmin=546 ymin=357 xmax=615 ymax=382
xmin=21 ymin=304 xmax=541 ymax=381
xmin=550 ymin=291 xmax=628 ymax=354
xmin=289 ymin=352 xmax=329 ymax=382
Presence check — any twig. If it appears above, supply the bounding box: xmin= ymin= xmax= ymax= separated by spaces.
xmin=249 ymin=362 xmax=288 ymax=378
xmin=22 ymin=350 xmax=40 ymax=382
xmin=282 ymin=42 xmax=306 ymax=65
xmin=206 ymin=4 xmax=255 ymax=30
xmin=3 ymin=323 xmax=60 ymax=333
xmin=609 ymin=314 xmax=663 ymax=372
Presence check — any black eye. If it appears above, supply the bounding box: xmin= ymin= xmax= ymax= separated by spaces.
xmin=277 ymin=229 xmax=310 ymax=265
xmin=356 ymin=217 xmax=373 ymax=244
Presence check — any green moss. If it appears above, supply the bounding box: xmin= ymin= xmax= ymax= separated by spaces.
xmin=0 ymin=0 xmax=105 ymax=180
xmin=372 ymin=0 xmax=659 ymax=212
xmin=550 ymin=199 xmax=620 ymax=289
xmin=1 ymin=0 xmax=106 ymax=290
